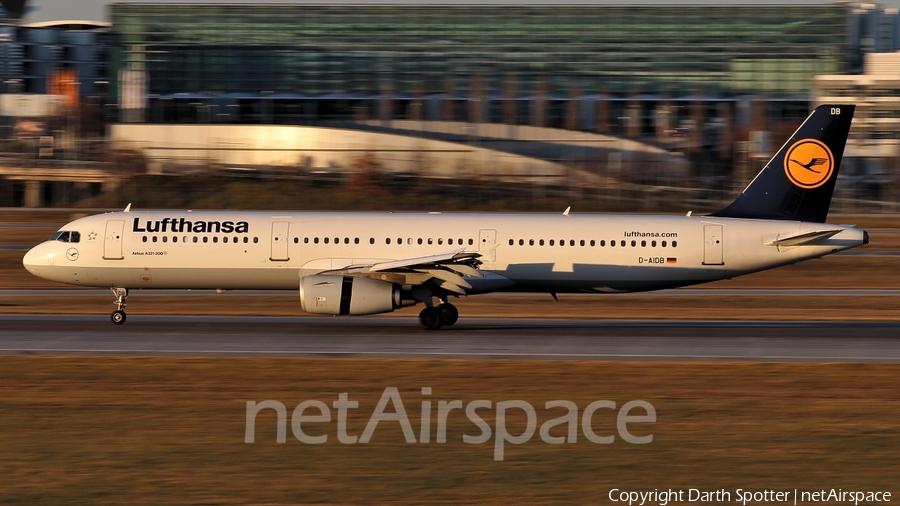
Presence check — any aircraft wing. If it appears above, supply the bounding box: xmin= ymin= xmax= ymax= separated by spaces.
xmin=765 ymin=229 xmax=844 ymax=247
xmin=322 ymin=249 xmax=483 ymax=295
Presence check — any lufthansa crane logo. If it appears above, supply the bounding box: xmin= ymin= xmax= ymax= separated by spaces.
xmin=784 ymin=139 xmax=834 ymax=190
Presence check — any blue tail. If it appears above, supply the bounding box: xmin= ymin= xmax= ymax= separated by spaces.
xmin=711 ymin=104 xmax=854 ymax=223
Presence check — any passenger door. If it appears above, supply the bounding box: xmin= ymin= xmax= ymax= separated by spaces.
xmin=702 ymin=224 xmax=724 ymax=265
xmin=103 ymin=220 xmax=125 ymax=260
xmin=270 ymin=221 xmax=290 ymax=262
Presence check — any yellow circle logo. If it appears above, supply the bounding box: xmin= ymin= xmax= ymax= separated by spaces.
xmin=783 ymin=139 xmax=834 ymax=190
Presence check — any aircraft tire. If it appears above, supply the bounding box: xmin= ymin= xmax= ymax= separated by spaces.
xmin=111 ymin=310 xmax=126 ymax=325
xmin=419 ymin=307 xmax=443 ymax=330
xmin=438 ymin=303 xmax=459 ymax=326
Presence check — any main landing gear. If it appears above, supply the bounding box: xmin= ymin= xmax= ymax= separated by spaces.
xmin=418 ymin=300 xmax=459 ymax=330
xmin=110 ymin=287 xmax=128 ymax=324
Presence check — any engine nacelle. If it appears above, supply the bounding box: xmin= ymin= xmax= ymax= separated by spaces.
xmin=300 ymin=274 xmax=401 ymax=315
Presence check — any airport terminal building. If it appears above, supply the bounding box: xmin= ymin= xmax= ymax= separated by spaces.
xmin=109 ymin=2 xmax=892 ymax=129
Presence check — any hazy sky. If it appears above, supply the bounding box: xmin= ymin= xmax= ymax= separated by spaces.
xmin=21 ymin=0 xmax=900 ymax=24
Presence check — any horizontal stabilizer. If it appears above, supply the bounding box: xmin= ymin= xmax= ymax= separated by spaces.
xmin=765 ymin=229 xmax=843 ymax=247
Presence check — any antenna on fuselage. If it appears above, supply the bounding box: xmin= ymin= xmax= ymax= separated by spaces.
xmin=124 ymin=203 xmax=132 ymax=213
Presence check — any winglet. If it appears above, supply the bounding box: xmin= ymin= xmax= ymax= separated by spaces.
xmin=562 ymin=206 xmax=571 ymax=216
xmin=124 ymin=203 xmax=132 ymax=213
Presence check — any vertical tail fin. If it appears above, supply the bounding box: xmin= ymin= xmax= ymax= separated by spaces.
xmin=711 ymin=104 xmax=854 ymax=223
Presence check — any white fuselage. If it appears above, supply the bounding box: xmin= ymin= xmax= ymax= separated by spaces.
xmin=23 ymin=210 xmax=865 ymax=294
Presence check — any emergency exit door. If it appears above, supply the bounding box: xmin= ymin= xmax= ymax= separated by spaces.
xmin=703 ymin=224 xmax=724 ymax=265
xmin=479 ymin=229 xmax=497 ymax=262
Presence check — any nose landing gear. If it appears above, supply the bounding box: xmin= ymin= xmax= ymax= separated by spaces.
xmin=110 ymin=287 xmax=128 ymax=324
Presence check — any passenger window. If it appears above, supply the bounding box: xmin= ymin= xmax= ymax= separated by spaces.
xmin=324 ymin=237 xmax=329 ymax=244
xmin=428 ymin=238 xmax=433 ymax=245
xmin=172 ymin=236 xmax=177 ymax=243
xmin=254 ymin=237 xmax=259 ymax=244
xmin=519 ymin=239 xmax=524 ymax=246
xmin=345 ymin=237 xmax=350 ymax=244
xmin=672 ymin=241 xmax=678 ymax=248
xmin=539 ymin=239 xmax=544 ymax=246
xmin=598 ymin=240 xmax=603 ymax=246
xmin=369 ymin=238 xmax=374 ymax=244
xmin=641 ymin=240 xmax=646 ymax=247
xmin=203 ymin=237 xmax=208 ymax=243
xmin=293 ymin=237 xmax=299 ymax=244
xmin=458 ymin=238 xmax=463 ymax=245
xmin=549 ymin=239 xmax=555 ymax=246
xmin=438 ymin=238 xmax=443 ymax=245
xmin=152 ymin=236 xmax=158 ymax=243
xmin=652 ymin=240 xmax=657 ymax=247
xmin=334 ymin=237 xmax=339 ymax=244
xmin=529 ymin=239 xmax=534 ymax=246
xmin=448 ymin=238 xmax=454 ymax=245
xmin=611 ymin=240 xmax=615 ymax=247
xmin=508 ymin=239 xmax=514 ymax=246
xmin=468 ymin=238 xmax=473 ymax=246
xmin=580 ymin=240 xmax=585 ymax=246
xmin=630 ymin=240 xmax=636 ymax=247
xmin=213 ymin=237 xmax=218 ymax=243
xmin=621 ymin=240 xmax=626 ymax=247
xmin=662 ymin=241 xmax=666 ymax=247
xmin=314 ymin=237 xmax=319 ymax=244
xmin=418 ymin=238 xmax=423 ymax=245
xmin=193 ymin=236 xmax=198 ymax=243
xmin=142 ymin=236 xmax=147 ymax=243
xmin=386 ymin=238 xmax=391 ymax=244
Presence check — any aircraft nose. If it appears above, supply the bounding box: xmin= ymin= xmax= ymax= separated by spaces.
xmin=22 ymin=242 xmax=52 ymax=275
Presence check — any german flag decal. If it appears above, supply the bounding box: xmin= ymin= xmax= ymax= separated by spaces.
xmin=666 ymin=258 xmax=677 ymax=264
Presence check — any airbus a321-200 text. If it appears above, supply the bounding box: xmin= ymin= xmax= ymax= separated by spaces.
xmin=24 ymin=104 xmax=867 ymax=329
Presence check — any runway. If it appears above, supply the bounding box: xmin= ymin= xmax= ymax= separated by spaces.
xmin=3 ymin=288 xmax=900 ymax=297
xmin=1 ymin=314 xmax=898 ymax=362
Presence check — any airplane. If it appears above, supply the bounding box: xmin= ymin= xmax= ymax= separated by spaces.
xmin=23 ymin=104 xmax=866 ymax=329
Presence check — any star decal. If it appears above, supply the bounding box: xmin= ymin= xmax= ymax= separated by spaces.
xmin=88 ymin=231 xmax=98 ymax=241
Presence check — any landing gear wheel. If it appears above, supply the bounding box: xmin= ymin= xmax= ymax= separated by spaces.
xmin=438 ymin=303 xmax=459 ymax=326
xmin=111 ymin=310 xmax=126 ymax=325
xmin=110 ymin=287 xmax=128 ymax=325
xmin=419 ymin=307 xmax=444 ymax=330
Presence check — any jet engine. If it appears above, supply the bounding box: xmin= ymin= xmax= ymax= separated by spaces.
xmin=300 ymin=274 xmax=406 ymax=315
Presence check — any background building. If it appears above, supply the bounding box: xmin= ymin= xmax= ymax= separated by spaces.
xmin=110 ymin=3 xmax=859 ymax=129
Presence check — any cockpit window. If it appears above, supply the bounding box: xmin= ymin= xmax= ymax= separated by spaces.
xmin=50 ymin=231 xmax=80 ymax=243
